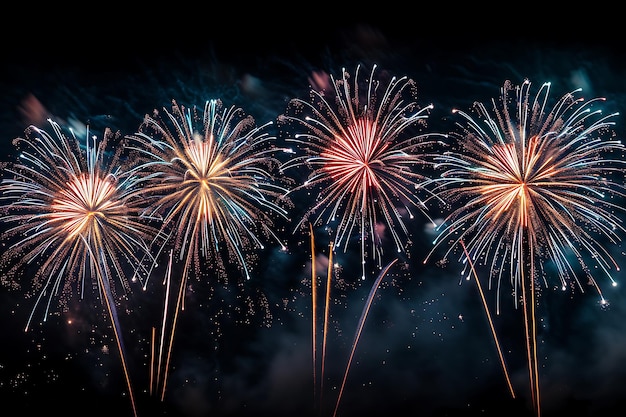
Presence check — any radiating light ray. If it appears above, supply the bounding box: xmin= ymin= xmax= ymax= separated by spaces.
xmin=127 ymin=98 xmax=291 ymax=398
xmin=0 ymin=119 xmax=158 ymax=417
xmin=280 ymin=64 xmax=446 ymax=280
xmin=425 ymin=79 xmax=626 ymax=417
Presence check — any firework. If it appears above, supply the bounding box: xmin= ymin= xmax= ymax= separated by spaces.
xmin=279 ymin=64 xmax=446 ymax=280
xmin=0 ymin=119 xmax=158 ymax=417
xmin=126 ymin=98 xmax=291 ymax=396
xmin=129 ymin=97 xmax=290 ymax=287
xmin=425 ymin=79 xmax=626 ymax=416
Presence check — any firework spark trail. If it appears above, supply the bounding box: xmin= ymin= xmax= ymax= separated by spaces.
xmin=425 ymin=79 xmax=626 ymax=417
xmin=309 ymin=224 xmax=335 ymax=411
xmin=126 ymin=98 xmax=291 ymax=397
xmin=332 ymin=258 xmax=398 ymax=417
xmin=279 ymin=64 xmax=446 ymax=281
xmin=321 ymin=240 xmax=333 ymax=401
xmin=0 ymin=119 xmax=158 ymax=417
xmin=310 ymin=223 xmax=318 ymax=406
xmin=150 ymin=248 xmax=174 ymax=399
xmin=150 ymin=326 xmax=156 ymax=396
xmin=159 ymin=252 xmax=186 ymax=401
xmin=460 ymin=240 xmax=515 ymax=398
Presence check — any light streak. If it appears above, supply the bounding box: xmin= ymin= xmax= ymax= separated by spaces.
xmin=332 ymin=258 xmax=398 ymax=417
xmin=461 ymin=240 xmax=515 ymax=398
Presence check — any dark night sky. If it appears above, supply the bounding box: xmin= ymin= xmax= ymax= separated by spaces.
xmin=2 ymin=5 xmax=626 ymax=417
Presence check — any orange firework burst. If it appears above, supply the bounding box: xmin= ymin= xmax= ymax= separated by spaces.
xmin=426 ymin=79 xmax=626 ymax=416
xmin=0 ymin=119 xmax=158 ymax=417
xmin=280 ymin=64 xmax=446 ymax=280
xmin=128 ymin=98 xmax=290 ymax=288
xmin=126 ymin=98 xmax=291 ymax=398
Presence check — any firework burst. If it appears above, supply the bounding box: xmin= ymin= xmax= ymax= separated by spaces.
xmin=128 ymin=98 xmax=291 ymax=289
xmin=279 ymin=64 xmax=446 ymax=280
xmin=0 ymin=119 xmax=158 ymax=417
xmin=426 ymin=79 xmax=626 ymax=416
xmin=126 ymin=98 xmax=291 ymax=397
